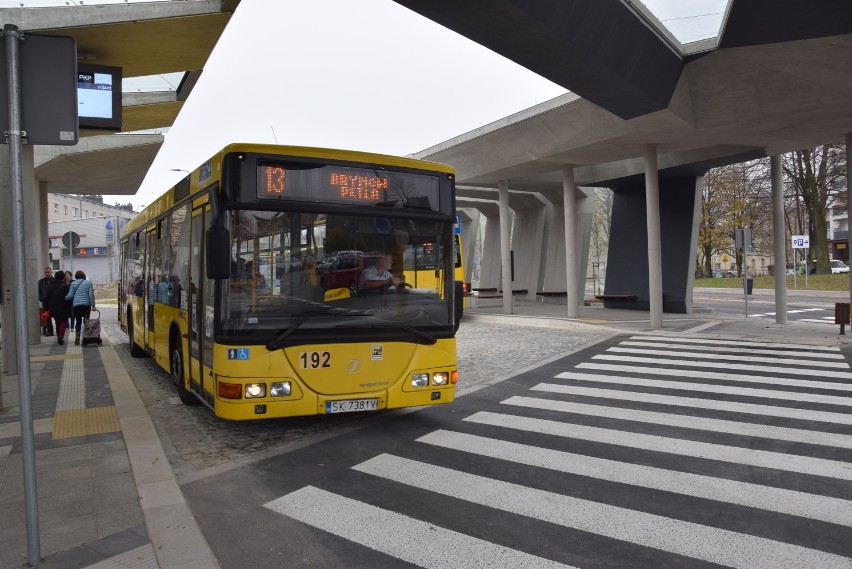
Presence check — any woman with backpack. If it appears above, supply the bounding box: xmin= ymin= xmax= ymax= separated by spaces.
xmin=65 ymin=270 xmax=95 ymax=345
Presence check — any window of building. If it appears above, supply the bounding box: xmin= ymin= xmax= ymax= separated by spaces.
xmin=72 ymin=208 xmax=78 ymax=217
xmin=83 ymin=210 xmax=88 ymax=219
xmin=64 ymin=206 xmax=68 ymax=215
xmin=53 ymin=203 xmax=58 ymax=213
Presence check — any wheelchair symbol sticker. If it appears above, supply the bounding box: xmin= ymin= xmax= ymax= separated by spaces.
xmin=228 ymin=348 xmax=250 ymax=360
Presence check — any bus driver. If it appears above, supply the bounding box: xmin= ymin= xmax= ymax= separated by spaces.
xmin=358 ymin=255 xmax=400 ymax=290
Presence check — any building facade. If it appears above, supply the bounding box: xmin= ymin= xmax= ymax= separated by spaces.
xmin=47 ymin=195 xmax=136 ymax=286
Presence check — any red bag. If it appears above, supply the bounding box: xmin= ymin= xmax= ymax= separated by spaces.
xmin=41 ymin=310 xmax=50 ymax=325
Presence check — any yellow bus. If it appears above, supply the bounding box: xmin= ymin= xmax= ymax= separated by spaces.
xmin=401 ymin=233 xmax=467 ymax=329
xmin=119 ymin=144 xmax=459 ymax=420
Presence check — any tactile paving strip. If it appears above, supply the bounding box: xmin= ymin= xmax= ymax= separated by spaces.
xmin=30 ymin=354 xmax=82 ymax=362
xmin=52 ymin=406 xmax=121 ymax=439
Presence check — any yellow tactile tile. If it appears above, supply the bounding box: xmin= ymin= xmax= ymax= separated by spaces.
xmin=52 ymin=406 xmax=121 ymax=440
xmin=30 ymin=354 xmax=82 ymax=362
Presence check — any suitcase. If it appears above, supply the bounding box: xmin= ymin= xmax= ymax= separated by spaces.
xmin=81 ymin=309 xmax=103 ymax=346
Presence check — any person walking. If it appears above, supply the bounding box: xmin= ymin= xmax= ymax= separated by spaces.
xmin=45 ymin=271 xmax=70 ymax=344
xmin=38 ymin=266 xmax=54 ymax=336
xmin=65 ymin=270 xmax=95 ymax=345
xmin=64 ymin=270 xmax=75 ymax=331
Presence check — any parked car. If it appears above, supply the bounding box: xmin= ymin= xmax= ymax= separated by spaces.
xmin=712 ymin=270 xmax=737 ymax=278
xmin=831 ymin=260 xmax=850 ymax=274
xmin=320 ymin=254 xmax=384 ymax=296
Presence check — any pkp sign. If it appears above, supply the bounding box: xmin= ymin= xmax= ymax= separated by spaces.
xmin=791 ymin=235 xmax=809 ymax=249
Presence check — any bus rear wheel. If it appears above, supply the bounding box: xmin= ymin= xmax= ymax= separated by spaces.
xmin=170 ymin=341 xmax=198 ymax=406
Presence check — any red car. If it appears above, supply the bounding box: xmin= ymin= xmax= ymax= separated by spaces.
xmin=320 ymin=254 xmax=384 ymax=296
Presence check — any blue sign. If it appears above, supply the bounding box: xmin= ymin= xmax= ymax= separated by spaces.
xmin=454 ymin=213 xmax=461 ymax=235
xmin=228 ymin=348 xmax=250 ymax=360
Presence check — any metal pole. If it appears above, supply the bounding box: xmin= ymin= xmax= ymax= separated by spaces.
xmin=5 ymin=23 xmax=41 ymax=565
xmin=743 ymin=244 xmax=749 ymax=317
xmin=770 ymin=154 xmax=786 ymax=324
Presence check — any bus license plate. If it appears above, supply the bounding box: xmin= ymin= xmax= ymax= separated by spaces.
xmin=326 ymin=399 xmax=378 ymax=414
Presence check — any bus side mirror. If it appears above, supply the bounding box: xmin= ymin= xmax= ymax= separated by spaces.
xmin=206 ymin=226 xmax=231 ymax=279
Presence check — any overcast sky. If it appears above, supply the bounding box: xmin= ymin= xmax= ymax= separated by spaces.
xmin=2 ymin=0 xmax=727 ymax=210
xmin=129 ymin=0 xmax=569 ymax=209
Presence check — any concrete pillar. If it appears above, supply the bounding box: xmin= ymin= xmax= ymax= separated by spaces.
xmin=563 ymin=167 xmax=579 ymax=317
xmin=474 ymin=202 xmax=502 ymax=290
xmin=771 ymin=154 xmax=787 ymax=324
xmin=458 ymin=208 xmax=478 ymax=285
xmin=644 ymin=144 xmax=663 ymax=328
xmin=498 ymin=180 xmax=513 ymax=314
xmin=507 ymin=193 xmax=546 ymax=301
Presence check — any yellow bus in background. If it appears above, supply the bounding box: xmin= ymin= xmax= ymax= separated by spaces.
xmin=119 ymin=144 xmax=459 ymax=420
xmin=402 ymin=233 xmax=467 ymax=329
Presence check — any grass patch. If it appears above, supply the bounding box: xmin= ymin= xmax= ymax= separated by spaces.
xmin=94 ymin=281 xmax=119 ymax=303
xmin=695 ymin=274 xmax=849 ymax=291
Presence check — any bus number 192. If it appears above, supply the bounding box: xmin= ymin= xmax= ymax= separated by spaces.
xmin=300 ymin=351 xmax=331 ymax=369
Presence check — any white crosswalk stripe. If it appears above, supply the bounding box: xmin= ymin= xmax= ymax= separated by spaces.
xmin=352 ymin=454 xmax=852 ymax=569
xmin=264 ymin=486 xmax=575 ymax=569
xmin=605 ymin=346 xmax=850 ymax=368
xmin=593 ymin=353 xmax=852 ymax=378
xmin=576 ymin=362 xmax=852 ymax=392
xmin=632 ymin=335 xmax=839 ymax=351
xmin=618 ymin=339 xmax=845 ymax=359
xmin=501 ymin=395 xmax=852 ymax=449
xmin=554 ymin=371 xmax=852 ymax=407
xmin=467 ymin=407 xmax=852 ymax=480
xmin=416 ymin=428 xmax=852 ymax=525
xmin=531 ymin=382 xmax=852 ymax=424
xmin=261 ymin=335 xmax=852 ymax=568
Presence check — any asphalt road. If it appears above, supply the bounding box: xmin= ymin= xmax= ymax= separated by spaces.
xmin=100 ymin=302 xmax=852 ymax=568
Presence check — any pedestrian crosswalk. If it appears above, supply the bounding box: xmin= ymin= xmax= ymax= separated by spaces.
xmin=262 ymin=334 xmax=852 ymax=568
xmin=750 ymin=306 xmax=836 ymax=323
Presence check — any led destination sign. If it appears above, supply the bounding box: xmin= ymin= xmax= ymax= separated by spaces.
xmin=257 ymin=163 xmax=439 ymax=210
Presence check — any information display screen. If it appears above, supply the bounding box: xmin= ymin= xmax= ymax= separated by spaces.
xmin=256 ymin=163 xmax=440 ymax=211
xmin=77 ymin=72 xmax=113 ymax=119
xmin=77 ymin=64 xmax=122 ymax=130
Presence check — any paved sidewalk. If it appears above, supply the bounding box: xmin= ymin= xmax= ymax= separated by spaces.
xmin=0 ymin=328 xmax=216 ymax=569
xmin=1 ymin=293 xmax=849 ymax=569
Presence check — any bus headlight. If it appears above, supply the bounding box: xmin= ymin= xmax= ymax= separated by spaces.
xmin=270 ymin=382 xmax=291 ymax=397
xmin=411 ymin=373 xmax=429 ymax=388
xmin=245 ymin=383 xmax=266 ymax=399
xmin=432 ymin=372 xmax=449 ymax=386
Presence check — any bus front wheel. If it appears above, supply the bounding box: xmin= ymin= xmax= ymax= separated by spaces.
xmin=170 ymin=341 xmax=198 ymax=406
xmin=128 ymin=311 xmax=146 ymax=358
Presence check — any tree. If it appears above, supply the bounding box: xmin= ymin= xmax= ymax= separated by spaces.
xmin=783 ymin=145 xmax=847 ymax=274
xmin=698 ymin=160 xmax=771 ymax=277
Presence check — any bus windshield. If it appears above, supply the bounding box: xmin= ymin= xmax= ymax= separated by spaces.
xmin=220 ymin=208 xmax=454 ymax=342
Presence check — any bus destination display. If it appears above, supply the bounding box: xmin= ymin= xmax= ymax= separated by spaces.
xmin=257 ymin=163 xmax=440 ymax=210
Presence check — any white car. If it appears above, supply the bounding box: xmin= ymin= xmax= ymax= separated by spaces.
xmin=830 ymin=260 xmax=849 ymax=274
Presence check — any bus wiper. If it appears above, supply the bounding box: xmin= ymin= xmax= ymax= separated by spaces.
xmin=335 ymin=323 xmax=437 ymax=345
xmin=266 ymin=309 xmax=368 ymax=351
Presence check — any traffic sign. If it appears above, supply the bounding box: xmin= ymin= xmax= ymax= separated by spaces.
xmin=62 ymin=231 xmax=80 ymax=248
xmin=791 ymin=235 xmax=809 ymax=249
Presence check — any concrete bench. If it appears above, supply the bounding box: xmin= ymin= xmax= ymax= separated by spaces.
xmin=595 ymin=294 xmax=637 ymax=302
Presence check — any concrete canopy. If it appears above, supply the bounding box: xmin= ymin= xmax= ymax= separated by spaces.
xmin=0 ymin=0 xmax=239 ymax=195
xmin=403 ymin=1 xmax=852 ymax=190
xmin=34 ymin=134 xmax=163 ymax=196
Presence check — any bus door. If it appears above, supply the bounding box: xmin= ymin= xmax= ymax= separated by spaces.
xmin=189 ymin=206 xmax=214 ymax=402
xmin=144 ymin=227 xmax=157 ymax=347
